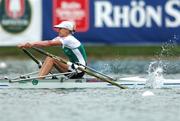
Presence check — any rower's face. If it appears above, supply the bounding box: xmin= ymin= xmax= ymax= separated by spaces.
xmin=58 ymin=28 xmax=70 ymax=37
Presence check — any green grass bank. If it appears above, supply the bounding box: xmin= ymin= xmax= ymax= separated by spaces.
xmin=0 ymin=45 xmax=180 ymax=59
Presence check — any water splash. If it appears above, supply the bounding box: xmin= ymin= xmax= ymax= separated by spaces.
xmin=146 ymin=35 xmax=178 ymax=88
xmin=157 ymin=37 xmax=177 ymax=58
xmin=146 ymin=61 xmax=164 ymax=88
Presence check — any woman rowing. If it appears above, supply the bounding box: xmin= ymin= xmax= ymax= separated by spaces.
xmin=18 ymin=21 xmax=87 ymax=79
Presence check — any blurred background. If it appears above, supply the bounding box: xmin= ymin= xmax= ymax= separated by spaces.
xmin=0 ymin=2 xmax=180 ymax=121
xmin=0 ymin=0 xmax=179 ymax=59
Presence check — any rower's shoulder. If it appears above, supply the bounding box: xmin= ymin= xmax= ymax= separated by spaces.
xmin=65 ymin=35 xmax=81 ymax=44
xmin=66 ymin=35 xmax=78 ymax=41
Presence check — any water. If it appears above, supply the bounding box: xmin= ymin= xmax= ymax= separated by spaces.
xmin=0 ymin=88 xmax=180 ymax=121
xmin=146 ymin=61 xmax=164 ymax=88
xmin=0 ymin=59 xmax=180 ymax=121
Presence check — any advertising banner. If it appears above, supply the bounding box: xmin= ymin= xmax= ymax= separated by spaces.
xmin=0 ymin=0 xmax=179 ymax=46
xmin=43 ymin=0 xmax=180 ymax=44
xmin=0 ymin=0 xmax=42 ymax=46
xmin=53 ymin=0 xmax=89 ymax=32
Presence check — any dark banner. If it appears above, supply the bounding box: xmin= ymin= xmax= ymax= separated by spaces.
xmin=42 ymin=0 xmax=180 ymax=44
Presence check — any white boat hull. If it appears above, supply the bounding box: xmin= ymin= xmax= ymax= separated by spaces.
xmin=0 ymin=77 xmax=180 ymax=89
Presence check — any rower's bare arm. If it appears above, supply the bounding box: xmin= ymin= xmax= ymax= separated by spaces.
xmin=18 ymin=40 xmax=62 ymax=48
xmin=32 ymin=40 xmax=62 ymax=47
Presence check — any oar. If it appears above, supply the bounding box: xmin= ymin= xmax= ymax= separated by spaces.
xmin=22 ymin=48 xmax=58 ymax=79
xmin=22 ymin=48 xmax=42 ymax=68
xmin=32 ymin=47 xmax=127 ymax=89
xmin=75 ymin=63 xmax=115 ymax=81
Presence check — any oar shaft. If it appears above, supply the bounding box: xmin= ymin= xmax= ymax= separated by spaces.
xmin=76 ymin=63 xmax=115 ymax=81
xmin=32 ymin=47 xmax=67 ymax=64
xmin=22 ymin=49 xmax=42 ymax=68
xmin=77 ymin=67 xmax=127 ymax=89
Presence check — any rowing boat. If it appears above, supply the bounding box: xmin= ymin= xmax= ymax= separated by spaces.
xmin=0 ymin=77 xmax=180 ymax=89
xmin=2 ymin=48 xmax=179 ymax=89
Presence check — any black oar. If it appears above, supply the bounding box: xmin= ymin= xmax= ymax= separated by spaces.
xmin=22 ymin=48 xmax=58 ymax=79
xmin=22 ymin=48 xmax=42 ymax=68
xmin=32 ymin=47 xmax=127 ymax=89
xmin=75 ymin=62 xmax=115 ymax=81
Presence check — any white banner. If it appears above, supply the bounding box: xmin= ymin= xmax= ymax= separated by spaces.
xmin=0 ymin=0 xmax=42 ymax=46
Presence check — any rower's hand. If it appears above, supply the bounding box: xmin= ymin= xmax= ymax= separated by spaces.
xmin=18 ymin=42 xmax=32 ymax=48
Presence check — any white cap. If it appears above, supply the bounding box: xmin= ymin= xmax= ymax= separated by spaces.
xmin=54 ymin=21 xmax=76 ymax=32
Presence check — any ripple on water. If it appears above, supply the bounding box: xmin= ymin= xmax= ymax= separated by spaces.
xmin=0 ymin=60 xmax=180 ymax=121
xmin=0 ymin=88 xmax=180 ymax=121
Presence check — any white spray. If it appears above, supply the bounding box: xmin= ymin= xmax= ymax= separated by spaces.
xmin=145 ymin=35 xmax=178 ymax=88
xmin=146 ymin=61 xmax=164 ymax=88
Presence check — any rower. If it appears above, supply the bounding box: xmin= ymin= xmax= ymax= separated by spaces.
xmin=18 ymin=21 xmax=87 ymax=79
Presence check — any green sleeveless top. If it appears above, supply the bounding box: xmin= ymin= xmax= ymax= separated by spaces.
xmin=63 ymin=44 xmax=87 ymax=64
